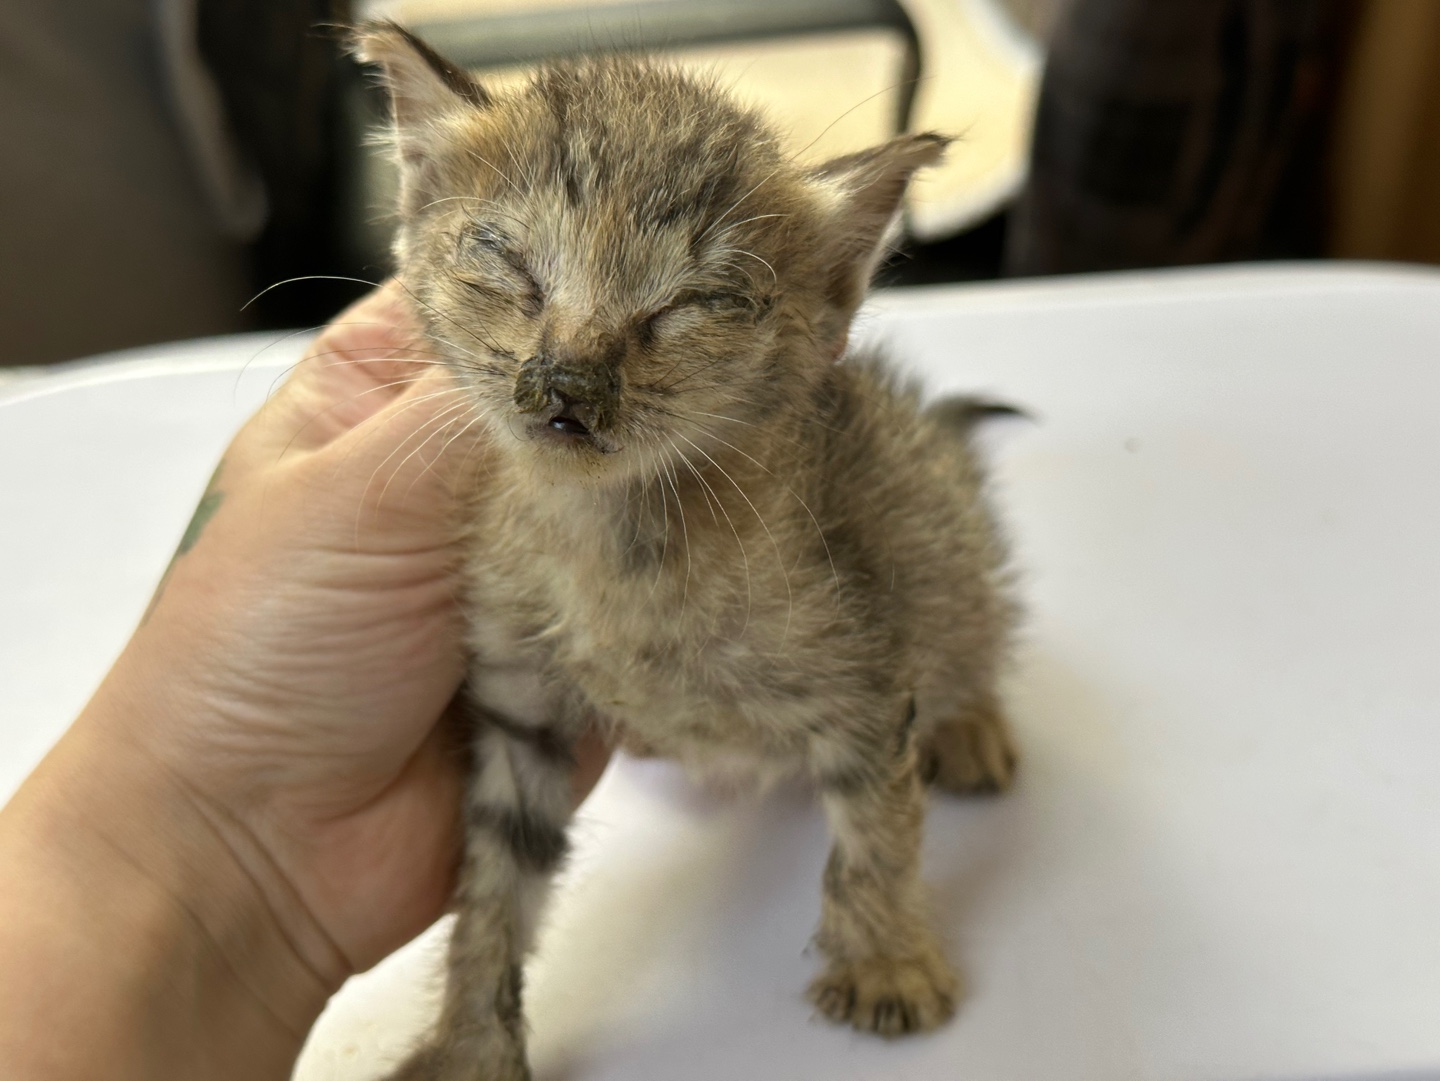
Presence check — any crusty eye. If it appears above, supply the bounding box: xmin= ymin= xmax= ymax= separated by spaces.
xmin=466 ymin=224 xmax=507 ymax=253
xmin=680 ymin=290 xmax=751 ymax=312
xmin=639 ymin=290 xmax=760 ymax=347
xmin=455 ymin=223 xmax=542 ymax=314
xmin=643 ymin=291 xmax=753 ymax=331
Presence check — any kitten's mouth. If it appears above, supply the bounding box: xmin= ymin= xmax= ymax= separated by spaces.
xmin=524 ymin=396 xmax=620 ymax=453
xmin=547 ymin=407 xmax=591 ymax=438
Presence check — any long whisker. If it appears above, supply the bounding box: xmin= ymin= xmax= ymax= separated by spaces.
xmin=275 ymin=374 xmax=450 ymax=463
xmin=648 ymin=352 xmax=731 ymax=394
xmin=377 ymin=397 xmax=479 ymax=510
xmin=622 ymin=471 xmax=652 ymax=562
xmin=688 ymin=408 xmax=836 ymax=458
xmin=795 ymin=76 xmax=925 ymax=163
xmin=670 ymin=437 xmax=753 ymax=635
xmin=693 ymin=165 xmax=783 ymax=247
xmin=242 ymin=274 xmax=382 ymax=311
xmin=711 ymin=246 xmax=777 ymax=284
xmin=270 ymin=352 xmax=451 ymax=407
xmin=416 ymin=195 xmax=531 ymax=226
xmin=660 ymin=455 xmax=691 ymax=623
xmin=400 ymin=408 xmax=483 ymax=502
xmin=464 ymin=148 xmax=522 ymax=194
xmin=423 ymin=300 xmax=509 ymax=359
xmin=687 ymin=419 xmax=841 ymax=606
xmin=327 ymin=386 xmax=470 ymax=487
xmin=646 ymin=453 xmax=672 ymax=604
xmin=236 ymin=322 xmax=336 ymax=402
xmin=456 ymin=403 xmax=501 ymax=486
xmin=426 ymin=404 xmax=490 ymax=481
xmin=240 ymin=271 xmax=510 ymax=365
xmin=692 ymin=72 xmax=931 ymax=251
xmin=364 ymin=397 xmax=475 ymax=527
xmin=717 ymin=212 xmax=789 ymax=231
xmin=674 ymin=432 xmax=793 ymax=645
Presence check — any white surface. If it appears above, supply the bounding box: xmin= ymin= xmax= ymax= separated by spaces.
xmin=3 ymin=264 xmax=1440 ymax=1080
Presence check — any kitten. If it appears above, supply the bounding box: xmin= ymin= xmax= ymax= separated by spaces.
xmin=354 ymin=22 xmax=1019 ymax=1081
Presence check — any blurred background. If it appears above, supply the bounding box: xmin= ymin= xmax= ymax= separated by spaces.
xmin=1 ymin=0 xmax=1436 ymax=367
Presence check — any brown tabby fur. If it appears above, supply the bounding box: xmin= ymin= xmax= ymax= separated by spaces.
xmin=354 ymin=22 xmax=1019 ymax=1081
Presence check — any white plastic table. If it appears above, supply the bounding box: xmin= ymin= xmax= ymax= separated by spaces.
xmin=3 ymin=264 xmax=1439 ymax=1081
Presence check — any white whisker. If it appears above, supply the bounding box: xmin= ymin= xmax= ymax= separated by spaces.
xmin=670 ymin=437 xmax=753 ymax=636
xmin=674 ymin=432 xmax=793 ymax=645
xmin=687 ymin=419 xmax=842 ymax=606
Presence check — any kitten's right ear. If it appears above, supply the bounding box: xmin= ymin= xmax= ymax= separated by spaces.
xmin=807 ymin=133 xmax=949 ymax=354
xmin=351 ymin=22 xmax=488 ymax=210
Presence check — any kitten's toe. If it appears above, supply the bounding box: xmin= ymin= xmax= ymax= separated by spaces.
xmin=922 ymin=702 xmax=1017 ymax=795
xmin=808 ymin=953 xmax=959 ymax=1037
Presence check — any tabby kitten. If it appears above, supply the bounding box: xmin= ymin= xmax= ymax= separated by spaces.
xmin=354 ymin=22 xmax=1019 ymax=1081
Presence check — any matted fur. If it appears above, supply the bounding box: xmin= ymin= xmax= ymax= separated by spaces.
xmin=354 ymin=22 xmax=1020 ymax=1081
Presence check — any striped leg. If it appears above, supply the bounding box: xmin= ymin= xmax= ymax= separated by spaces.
xmin=808 ymin=702 xmax=957 ymax=1038
xmin=385 ymin=707 xmax=576 ymax=1081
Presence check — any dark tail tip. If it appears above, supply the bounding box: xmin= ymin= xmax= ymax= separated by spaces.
xmin=926 ymin=396 xmax=1033 ymax=435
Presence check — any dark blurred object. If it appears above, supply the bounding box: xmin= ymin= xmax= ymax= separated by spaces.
xmin=1329 ymin=0 xmax=1440 ymax=263
xmin=1007 ymin=0 xmax=1357 ymax=276
xmin=0 ymin=0 xmax=252 ymax=366
xmin=885 ymin=214 xmax=1009 ymax=286
xmin=198 ymin=0 xmax=366 ymax=326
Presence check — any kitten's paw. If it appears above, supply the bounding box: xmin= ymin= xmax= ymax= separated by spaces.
xmin=808 ymin=954 xmax=959 ymax=1037
xmin=618 ymin=729 xmax=662 ymax=758
xmin=922 ymin=703 xmax=1016 ymax=794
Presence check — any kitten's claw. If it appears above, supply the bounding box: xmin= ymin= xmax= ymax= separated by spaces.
xmin=923 ymin=702 xmax=1017 ymax=794
xmin=808 ymin=954 xmax=958 ymax=1037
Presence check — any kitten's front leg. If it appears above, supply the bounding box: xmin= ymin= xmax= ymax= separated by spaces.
xmin=383 ymin=713 xmax=576 ymax=1081
xmin=808 ymin=709 xmax=957 ymax=1037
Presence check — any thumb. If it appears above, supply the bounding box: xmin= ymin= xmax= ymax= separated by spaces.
xmin=297 ymin=367 xmax=488 ymax=549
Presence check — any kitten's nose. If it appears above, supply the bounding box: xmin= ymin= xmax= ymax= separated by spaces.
xmin=513 ymin=353 xmax=621 ymax=434
xmin=546 ymin=388 xmax=598 ymax=435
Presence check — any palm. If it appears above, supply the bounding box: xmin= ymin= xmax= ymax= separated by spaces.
xmin=150 ymin=285 xmax=474 ymax=971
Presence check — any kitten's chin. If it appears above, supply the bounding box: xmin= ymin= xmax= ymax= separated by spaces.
xmin=529 ymin=422 xmax=619 ymax=455
xmin=505 ymin=417 xmax=637 ymax=487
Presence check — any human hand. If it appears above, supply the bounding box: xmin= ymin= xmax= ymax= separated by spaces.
xmin=0 ymin=283 xmax=608 ymax=1080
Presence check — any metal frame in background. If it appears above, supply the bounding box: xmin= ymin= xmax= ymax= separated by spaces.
xmin=341 ymin=0 xmax=923 ymax=271
xmin=411 ymin=0 xmax=922 ymax=136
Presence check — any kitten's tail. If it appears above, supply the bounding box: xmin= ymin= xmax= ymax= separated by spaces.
xmin=925 ymin=396 xmax=1031 ymax=436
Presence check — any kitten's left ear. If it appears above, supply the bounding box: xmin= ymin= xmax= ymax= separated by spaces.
xmin=808 ymin=132 xmax=949 ymax=351
xmin=352 ymin=21 xmax=489 ymax=214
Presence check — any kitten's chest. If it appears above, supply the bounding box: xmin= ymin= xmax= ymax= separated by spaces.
xmin=463 ymin=498 xmax=820 ymax=749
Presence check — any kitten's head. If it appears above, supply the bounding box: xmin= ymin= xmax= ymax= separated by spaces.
xmin=355 ymin=23 xmax=945 ymax=486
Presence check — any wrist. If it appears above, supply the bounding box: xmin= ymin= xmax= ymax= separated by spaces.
xmin=0 ymin=697 xmax=341 ymax=1080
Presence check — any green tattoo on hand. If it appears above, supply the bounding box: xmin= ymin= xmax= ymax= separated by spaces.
xmin=142 ymin=460 xmax=226 ymax=623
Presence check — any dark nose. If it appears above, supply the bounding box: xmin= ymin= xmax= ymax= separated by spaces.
xmin=513 ymin=354 xmax=621 ymax=434
xmin=546 ymin=387 xmax=598 ymax=435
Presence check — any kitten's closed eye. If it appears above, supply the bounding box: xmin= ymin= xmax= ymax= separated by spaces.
xmin=456 ymin=224 xmax=543 ymax=315
xmin=640 ymin=290 xmax=762 ymax=344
